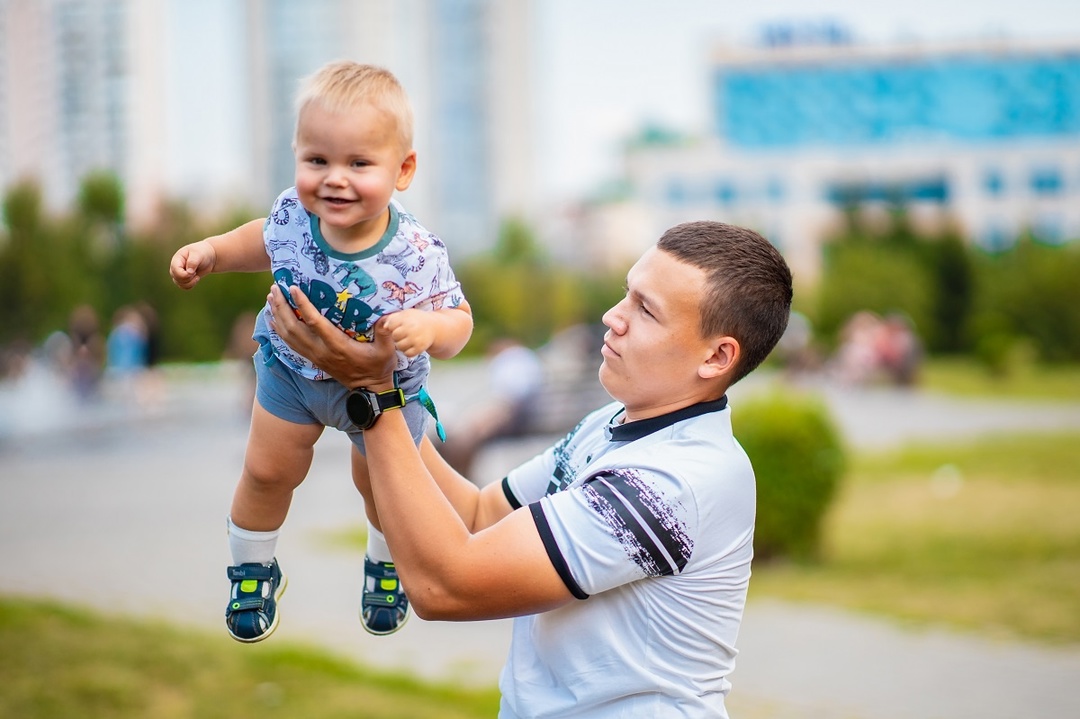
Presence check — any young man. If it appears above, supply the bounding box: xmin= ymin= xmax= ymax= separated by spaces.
xmin=269 ymin=221 xmax=793 ymax=718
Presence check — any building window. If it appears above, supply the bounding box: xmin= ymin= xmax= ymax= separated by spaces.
xmin=978 ymin=223 xmax=1014 ymax=252
xmin=983 ymin=170 xmax=1005 ymax=197
xmin=1030 ymin=167 xmax=1063 ymax=195
xmin=713 ymin=181 xmax=737 ymax=206
xmin=666 ymin=179 xmax=691 ymax=205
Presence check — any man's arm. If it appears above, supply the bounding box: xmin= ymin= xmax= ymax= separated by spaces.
xmin=268 ymin=284 xmax=573 ymax=619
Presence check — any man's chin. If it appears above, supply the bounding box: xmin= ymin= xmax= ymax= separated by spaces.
xmin=596 ymin=364 xmax=618 ymax=401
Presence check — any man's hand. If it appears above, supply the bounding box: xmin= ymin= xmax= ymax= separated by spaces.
xmin=267 ymin=283 xmax=397 ymax=390
xmin=381 ymin=309 xmax=437 ymax=358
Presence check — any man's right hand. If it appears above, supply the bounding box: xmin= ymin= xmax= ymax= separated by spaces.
xmin=267 ymin=283 xmax=398 ymax=391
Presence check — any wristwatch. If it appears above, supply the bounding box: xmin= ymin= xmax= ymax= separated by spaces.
xmin=346 ymin=387 xmax=406 ymax=430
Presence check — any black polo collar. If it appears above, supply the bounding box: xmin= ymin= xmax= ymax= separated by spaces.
xmin=606 ymin=395 xmax=728 ymax=442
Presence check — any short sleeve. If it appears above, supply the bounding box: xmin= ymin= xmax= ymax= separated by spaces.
xmin=531 ymin=468 xmax=696 ymax=597
xmin=504 ymin=448 xmax=557 ymax=508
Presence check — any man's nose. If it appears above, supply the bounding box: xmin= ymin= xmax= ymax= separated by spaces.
xmin=602 ymin=303 xmax=625 ymax=333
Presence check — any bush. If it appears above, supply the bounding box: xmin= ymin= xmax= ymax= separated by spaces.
xmin=733 ymin=390 xmax=846 ymax=561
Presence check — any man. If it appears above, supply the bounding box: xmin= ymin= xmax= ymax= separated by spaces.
xmin=269 ymin=221 xmax=793 ymax=718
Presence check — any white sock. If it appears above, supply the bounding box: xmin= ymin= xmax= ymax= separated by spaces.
xmin=366 ymin=523 xmax=393 ymax=564
xmin=227 ymin=516 xmax=279 ymax=566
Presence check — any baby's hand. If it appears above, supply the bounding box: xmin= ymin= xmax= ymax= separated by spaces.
xmin=169 ymin=241 xmax=216 ymax=289
xmin=381 ymin=309 xmax=436 ymax=358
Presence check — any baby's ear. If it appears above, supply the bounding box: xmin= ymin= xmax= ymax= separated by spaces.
xmin=699 ymin=336 xmax=739 ymax=380
xmin=396 ymin=150 xmax=418 ymax=191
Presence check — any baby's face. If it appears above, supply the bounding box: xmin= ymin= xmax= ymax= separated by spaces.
xmin=293 ymin=101 xmax=415 ymax=249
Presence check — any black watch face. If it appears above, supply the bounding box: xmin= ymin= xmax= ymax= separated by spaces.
xmin=346 ymin=390 xmax=376 ymax=429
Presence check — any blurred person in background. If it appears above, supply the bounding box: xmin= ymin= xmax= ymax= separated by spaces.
xmin=224 ymin=311 xmax=261 ymax=417
xmin=104 ymin=304 xmax=149 ymax=397
xmin=68 ymin=304 xmax=106 ymax=402
xmin=440 ymin=337 xmax=544 ymax=476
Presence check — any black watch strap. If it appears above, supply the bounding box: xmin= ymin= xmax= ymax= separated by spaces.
xmin=373 ymin=387 xmax=406 ymax=412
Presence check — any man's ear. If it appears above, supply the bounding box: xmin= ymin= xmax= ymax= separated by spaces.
xmin=699 ymin=336 xmax=739 ymax=380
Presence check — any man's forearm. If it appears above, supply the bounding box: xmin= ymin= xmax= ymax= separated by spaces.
xmin=363 ymin=410 xmax=477 ymax=615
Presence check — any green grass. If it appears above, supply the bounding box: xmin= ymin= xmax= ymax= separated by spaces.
xmin=0 ymin=598 xmax=500 ymax=719
xmin=750 ymin=430 xmax=1080 ymax=644
xmin=919 ymin=357 xmax=1080 ymax=401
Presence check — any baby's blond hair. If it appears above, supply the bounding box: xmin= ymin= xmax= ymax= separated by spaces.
xmin=295 ymin=61 xmax=414 ymax=152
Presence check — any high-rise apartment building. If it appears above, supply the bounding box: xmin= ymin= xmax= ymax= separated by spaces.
xmin=1 ymin=0 xmax=128 ymax=215
xmin=1 ymin=0 xmax=534 ymax=255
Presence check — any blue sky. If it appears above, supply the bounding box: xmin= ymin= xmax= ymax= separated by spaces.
xmin=535 ymin=0 xmax=1080 ymax=200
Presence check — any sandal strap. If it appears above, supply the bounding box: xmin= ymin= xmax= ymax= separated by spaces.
xmin=363 ymin=591 xmax=405 ymax=609
xmin=227 ymin=564 xmax=274 ymax=581
xmin=363 ymin=559 xmax=399 ymax=580
xmin=228 ymin=596 xmax=270 ymax=614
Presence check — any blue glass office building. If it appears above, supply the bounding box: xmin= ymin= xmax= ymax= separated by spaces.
xmin=627 ymin=41 xmax=1080 ymax=278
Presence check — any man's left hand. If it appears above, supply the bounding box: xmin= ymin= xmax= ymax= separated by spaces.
xmin=267 ymin=283 xmax=397 ymax=390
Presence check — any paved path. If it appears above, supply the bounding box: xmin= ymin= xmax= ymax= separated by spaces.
xmin=2 ymin=361 xmax=1080 ymax=718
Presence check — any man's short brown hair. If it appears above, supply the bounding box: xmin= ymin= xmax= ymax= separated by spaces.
xmin=657 ymin=221 xmax=793 ymax=384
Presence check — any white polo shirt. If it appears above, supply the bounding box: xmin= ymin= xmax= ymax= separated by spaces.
xmin=499 ymin=397 xmax=755 ymax=718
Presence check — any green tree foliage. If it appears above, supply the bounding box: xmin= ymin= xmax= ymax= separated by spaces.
xmin=816 ymin=206 xmax=976 ymax=356
xmin=457 ymin=217 xmax=623 ymax=353
xmin=1 ymin=180 xmax=53 ymax=341
xmin=921 ymin=229 xmax=975 ymax=353
xmin=815 ymin=201 xmax=1080 ymax=364
xmin=816 ymin=242 xmax=934 ymax=347
xmin=733 ymin=390 xmax=846 ymax=561
xmin=970 ymin=236 xmax=1080 ymax=365
xmin=0 ymin=177 xmax=269 ymax=363
xmin=1 ymin=179 xmax=629 ymax=365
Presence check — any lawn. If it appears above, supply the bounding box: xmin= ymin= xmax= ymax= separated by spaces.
xmin=750 ymin=430 xmax=1080 ymax=644
xmin=0 ymin=598 xmax=500 ymax=719
xmin=919 ymin=356 xmax=1080 ymax=401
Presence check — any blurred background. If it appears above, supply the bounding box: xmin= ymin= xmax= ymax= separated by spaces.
xmin=2 ymin=0 xmax=1080 ymax=374
xmin=2 ymin=2 xmax=1080 ymax=718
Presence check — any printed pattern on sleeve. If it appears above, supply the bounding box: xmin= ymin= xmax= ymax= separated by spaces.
xmin=583 ymin=470 xmax=692 ymax=577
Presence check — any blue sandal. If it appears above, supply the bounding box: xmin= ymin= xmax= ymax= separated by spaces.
xmin=225 ymin=559 xmax=287 ymax=643
xmin=361 ymin=556 xmax=409 ymax=635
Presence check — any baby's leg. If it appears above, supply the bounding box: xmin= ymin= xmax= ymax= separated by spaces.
xmin=351 ymin=446 xmax=381 ymax=531
xmin=230 ymin=400 xmax=324 ymax=531
xmin=224 ymin=400 xmax=322 ymax=643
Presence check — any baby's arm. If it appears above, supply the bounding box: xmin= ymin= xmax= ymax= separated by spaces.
xmin=169 ymin=219 xmax=268 ymax=289
xmin=382 ymin=299 xmax=473 ymax=360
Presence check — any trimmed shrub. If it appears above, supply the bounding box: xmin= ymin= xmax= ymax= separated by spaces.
xmin=733 ymin=390 xmax=846 ymax=561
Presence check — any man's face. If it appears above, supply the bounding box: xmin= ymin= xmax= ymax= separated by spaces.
xmin=599 ymin=247 xmax=719 ymax=420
